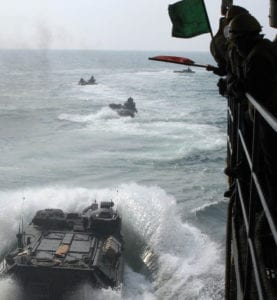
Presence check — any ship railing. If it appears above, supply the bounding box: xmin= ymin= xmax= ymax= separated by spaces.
xmin=225 ymin=92 xmax=277 ymax=300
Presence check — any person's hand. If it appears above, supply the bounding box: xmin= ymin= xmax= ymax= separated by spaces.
xmin=206 ymin=65 xmax=227 ymax=76
xmin=206 ymin=64 xmax=218 ymax=72
xmin=217 ymin=78 xmax=227 ymax=96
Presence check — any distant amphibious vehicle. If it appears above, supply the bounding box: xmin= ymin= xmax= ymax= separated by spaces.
xmin=78 ymin=75 xmax=97 ymax=85
xmin=0 ymin=201 xmax=123 ymax=299
xmin=109 ymin=97 xmax=138 ymax=118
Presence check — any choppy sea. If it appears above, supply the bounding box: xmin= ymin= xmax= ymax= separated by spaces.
xmin=0 ymin=50 xmax=228 ymax=299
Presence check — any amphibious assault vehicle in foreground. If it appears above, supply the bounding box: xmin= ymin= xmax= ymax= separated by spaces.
xmin=0 ymin=201 xmax=123 ymax=299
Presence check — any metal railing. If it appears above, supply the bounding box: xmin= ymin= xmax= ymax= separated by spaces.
xmin=225 ymin=93 xmax=277 ymax=300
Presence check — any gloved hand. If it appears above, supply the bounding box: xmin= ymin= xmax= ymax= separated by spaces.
xmin=206 ymin=65 xmax=227 ymax=76
xmin=217 ymin=78 xmax=227 ymax=96
xmin=206 ymin=65 xmax=218 ymax=72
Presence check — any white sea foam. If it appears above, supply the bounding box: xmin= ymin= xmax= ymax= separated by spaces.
xmin=58 ymin=108 xmax=225 ymax=162
xmin=0 ymin=278 xmax=22 ymax=300
xmin=58 ymin=108 xmax=120 ymax=123
xmin=0 ymin=184 xmax=224 ymax=299
xmin=114 ymin=184 xmax=224 ymax=299
xmin=191 ymin=199 xmax=227 ymax=214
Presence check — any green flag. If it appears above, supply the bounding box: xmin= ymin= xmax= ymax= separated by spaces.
xmin=168 ymin=0 xmax=210 ymax=38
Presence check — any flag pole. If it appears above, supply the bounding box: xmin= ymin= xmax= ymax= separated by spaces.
xmin=201 ymin=0 xmax=214 ymax=41
xmin=201 ymin=0 xmax=225 ymax=70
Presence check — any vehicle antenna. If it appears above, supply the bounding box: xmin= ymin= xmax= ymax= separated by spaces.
xmin=16 ymin=224 xmax=23 ymax=249
xmin=21 ymin=197 xmax=25 ymax=234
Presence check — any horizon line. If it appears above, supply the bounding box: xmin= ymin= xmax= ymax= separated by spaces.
xmin=0 ymin=48 xmax=209 ymax=53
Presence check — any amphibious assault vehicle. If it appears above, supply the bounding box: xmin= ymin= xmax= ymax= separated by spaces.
xmin=0 ymin=201 xmax=123 ymax=299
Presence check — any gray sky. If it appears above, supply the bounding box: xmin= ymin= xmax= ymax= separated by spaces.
xmin=0 ymin=0 xmax=275 ymax=51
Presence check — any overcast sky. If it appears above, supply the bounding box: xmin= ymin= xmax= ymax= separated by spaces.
xmin=0 ymin=0 xmax=275 ymax=51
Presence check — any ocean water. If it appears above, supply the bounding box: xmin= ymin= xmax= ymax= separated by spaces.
xmin=0 ymin=50 xmax=227 ymax=299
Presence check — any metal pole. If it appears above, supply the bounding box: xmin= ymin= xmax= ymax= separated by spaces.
xmin=269 ymin=0 xmax=277 ymax=28
xmin=221 ymin=0 xmax=233 ymax=15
